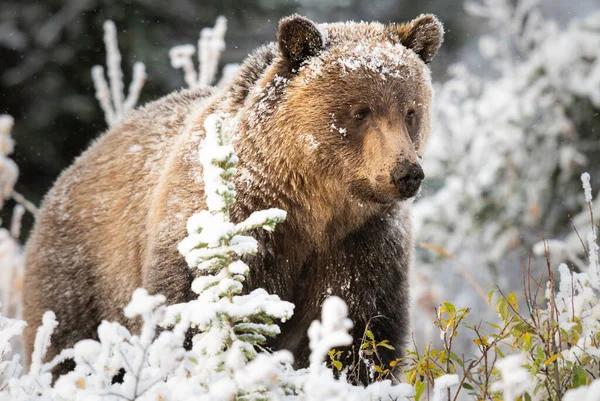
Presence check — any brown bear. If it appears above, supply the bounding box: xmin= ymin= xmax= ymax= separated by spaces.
xmin=23 ymin=14 xmax=443 ymax=383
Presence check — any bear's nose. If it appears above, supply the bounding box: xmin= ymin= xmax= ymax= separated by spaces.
xmin=391 ymin=162 xmax=424 ymax=199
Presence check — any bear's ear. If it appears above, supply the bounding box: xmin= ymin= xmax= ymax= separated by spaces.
xmin=278 ymin=15 xmax=324 ymax=68
xmin=390 ymin=14 xmax=444 ymax=64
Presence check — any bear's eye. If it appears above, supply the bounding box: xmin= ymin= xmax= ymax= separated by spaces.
xmin=405 ymin=110 xmax=415 ymax=123
xmin=352 ymin=106 xmax=371 ymax=121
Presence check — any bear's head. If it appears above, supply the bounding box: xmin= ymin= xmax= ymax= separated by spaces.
xmin=242 ymin=14 xmax=443 ymax=215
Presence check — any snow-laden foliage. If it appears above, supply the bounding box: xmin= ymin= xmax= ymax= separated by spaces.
xmin=489 ymin=173 xmax=600 ymax=401
xmin=0 ymin=115 xmax=414 ymax=400
xmin=403 ymin=173 xmax=600 ymax=401
xmin=0 ymin=304 xmax=26 ymax=390
xmin=169 ymin=17 xmax=240 ymax=90
xmin=413 ymin=0 xmax=600 ymax=346
xmin=0 ymin=115 xmax=27 ymax=328
xmin=91 ymin=20 xmax=147 ymax=128
xmin=0 ymin=116 xmax=17 ymax=210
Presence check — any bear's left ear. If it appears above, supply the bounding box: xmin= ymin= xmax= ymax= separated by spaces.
xmin=278 ymin=15 xmax=324 ymax=69
xmin=389 ymin=14 xmax=444 ymax=64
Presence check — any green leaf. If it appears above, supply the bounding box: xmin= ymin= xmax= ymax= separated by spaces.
xmin=535 ymin=347 xmax=545 ymax=361
xmin=524 ymin=392 xmax=532 ymax=401
xmin=496 ymin=296 xmax=509 ymax=322
xmin=414 ymin=379 xmax=426 ymax=401
xmin=333 ymin=360 xmax=343 ymax=371
xmin=443 ymin=302 xmax=456 ymax=314
xmin=462 ymin=383 xmax=473 ymax=390
xmin=488 ymin=290 xmax=495 ymax=306
xmin=377 ymin=342 xmax=396 ymax=350
xmin=572 ymin=365 xmax=588 ymax=388
xmin=366 ymin=330 xmax=375 ymax=341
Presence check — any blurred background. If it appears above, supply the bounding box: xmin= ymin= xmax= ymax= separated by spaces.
xmin=1 ymin=0 xmax=600 ymax=353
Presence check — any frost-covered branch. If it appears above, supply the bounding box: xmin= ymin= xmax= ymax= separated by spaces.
xmin=92 ymin=20 xmax=147 ymax=127
xmin=170 ymin=17 xmax=240 ymax=89
xmin=0 ymin=116 xmax=32 ymax=322
xmin=0 ymin=115 xmax=18 ymax=211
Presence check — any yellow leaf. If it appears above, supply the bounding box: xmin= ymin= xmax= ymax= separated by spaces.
xmin=544 ymin=354 xmax=559 ymax=366
xmin=76 ymin=378 xmax=85 ymax=389
xmin=508 ymin=292 xmax=519 ymax=313
xmin=474 ymin=335 xmax=489 ymax=346
xmin=523 ymin=332 xmax=532 ymax=350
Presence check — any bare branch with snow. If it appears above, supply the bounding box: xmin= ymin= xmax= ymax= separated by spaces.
xmin=92 ymin=20 xmax=147 ymax=127
xmin=170 ymin=17 xmax=238 ymax=89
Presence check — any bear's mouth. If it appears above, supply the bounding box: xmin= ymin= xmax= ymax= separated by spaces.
xmin=395 ymin=179 xmax=422 ymax=200
xmin=349 ymin=179 xmax=397 ymax=205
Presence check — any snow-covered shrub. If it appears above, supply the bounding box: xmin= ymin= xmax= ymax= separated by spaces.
xmin=0 ymin=115 xmax=31 ymax=324
xmin=413 ymin=0 xmax=600 ymax=346
xmin=402 ymin=173 xmax=600 ymax=401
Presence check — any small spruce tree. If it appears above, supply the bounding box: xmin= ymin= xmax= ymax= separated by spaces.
xmin=169 ymin=114 xmax=294 ymax=398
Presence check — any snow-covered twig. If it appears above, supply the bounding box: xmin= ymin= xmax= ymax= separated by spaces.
xmin=0 ymin=116 xmax=32 ymax=323
xmin=307 ymin=297 xmax=353 ymax=371
xmin=170 ymin=17 xmax=237 ymax=89
xmin=490 ymin=354 xmax=530 ymax=401
xmin=0 ymin=115 xmax=18 ymax=210
xmin=92 ymin=20 xmax=147 ymax=127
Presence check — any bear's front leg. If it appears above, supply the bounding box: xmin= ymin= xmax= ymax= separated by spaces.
xmin=318 ymin=207 xmax=413 ymax=385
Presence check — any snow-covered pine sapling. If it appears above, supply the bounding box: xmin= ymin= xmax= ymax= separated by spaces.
xmin=92 ymin=20 xmax=147 ymax=128
xmin=170 ymin=114 xmax=292 ymax=396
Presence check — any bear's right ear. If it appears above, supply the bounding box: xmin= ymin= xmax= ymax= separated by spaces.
xmin=278 ymin=15 xmax=324 ymax=69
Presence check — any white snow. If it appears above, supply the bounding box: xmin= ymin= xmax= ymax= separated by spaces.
xmin=582 ymin=172 xmax=593 ymax=203
xmin=491 ymin=353 xmax=531 ymax=401
xmin=432 ymin=374 xmax=459 ymax=401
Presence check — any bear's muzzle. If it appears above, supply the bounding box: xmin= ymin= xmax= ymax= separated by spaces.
xmin=391 ymin=162 xmax=424 ymax=199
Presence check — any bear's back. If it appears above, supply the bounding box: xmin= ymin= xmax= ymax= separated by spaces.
xmin=22 ymin=87 xmax=214 ymax=363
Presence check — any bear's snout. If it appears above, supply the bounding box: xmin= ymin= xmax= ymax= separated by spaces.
xmin=391 ymin=162 xmax=424 ymax=199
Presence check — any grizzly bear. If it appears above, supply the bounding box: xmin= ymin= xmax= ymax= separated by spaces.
xmin=23 ymin=14 xmax=443 ymax=383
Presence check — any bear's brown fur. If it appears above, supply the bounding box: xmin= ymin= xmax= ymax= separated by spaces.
xmin=23 ymin=14 xmax=443 ymax=383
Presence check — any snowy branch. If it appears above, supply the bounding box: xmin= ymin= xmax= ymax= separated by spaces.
xmin=92 ymin=20 xmax=147 ymax=128
xmin=170 ymin=17 xmax=239 ymax=89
